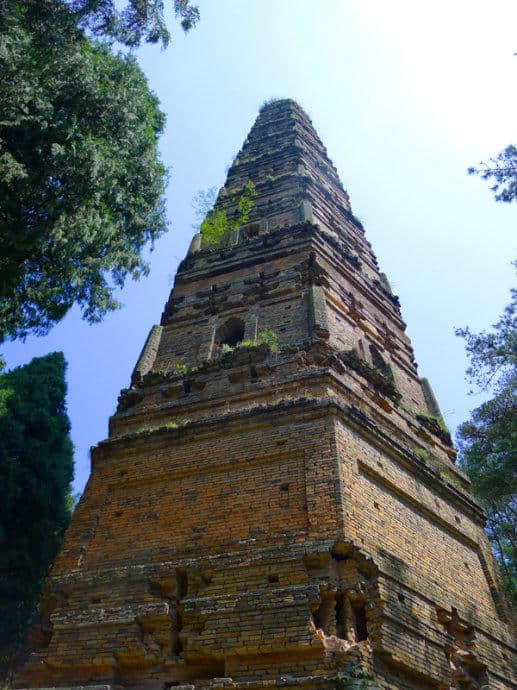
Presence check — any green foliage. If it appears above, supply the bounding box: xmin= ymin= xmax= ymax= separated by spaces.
xmin=218 ymin=329 xmax=280 ymax=358
xmin=457 ymin=276 xmax=517 ymax=605
xmin=414 ymin=447 xmax=463 ymax=489
xmin=0 ymin=352 xmax=74 ymax=646
xmin=0 ymin=0 xmax=169 ymax=341
xmin=416 ymin=411 xmax=452 ymax=446
xmin=414 ymin=447 xmax=430 ymax=461
xmin=257 ymin=328 xmax=279 ymax=353
xmin=66 ymin=0 xmax=199 ymax=47
xmin=237 ymin=180 xmax=257 ymax=225
xmin=341 ymin=349 xmax=401 ymax=403
xmin=198 ymin=181 xmax=257 ymax=246
xmin=200 ymin=209 xmax=232 ymax=246
xmin=65 ymin=491 xmax=80 ymax=514
xmin=0 ymin=387 xmax=14 ymax=417
xmin=469 ymin=145 xmax=517 ymax=203
xmin=458 ymin=388 xmax=516 ymax=603
xmin=172 ymin=362 xmax=188 ymax=376
xmin=259 ymin=97 xmax=284 ymax=111
xmin=455 ymin=269 xmax=516 ymax=392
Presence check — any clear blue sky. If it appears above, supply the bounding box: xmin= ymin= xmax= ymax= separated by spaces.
xmin=3 ymin=1 xmax=516 ymax=494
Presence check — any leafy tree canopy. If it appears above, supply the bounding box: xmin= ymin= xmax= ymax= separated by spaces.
xmin=456 ymin=273 xmax=517 ymax=604
xmin=68 ymin=0 xmax=200 ymax=47
xmin=0 ymin=352 xmax=74 ymax=645
xmin=469 ymin=144 xmax=517 ymax=203
xmin=0 ymin=0 xmax=171 ymax=341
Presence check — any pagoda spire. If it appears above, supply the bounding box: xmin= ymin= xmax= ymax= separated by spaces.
xmin=197 ymin=100 xmax=367 ymax=257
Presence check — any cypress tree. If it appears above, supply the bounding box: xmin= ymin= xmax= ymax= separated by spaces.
xmin=0 ymin=352 xmax=74 ymax=646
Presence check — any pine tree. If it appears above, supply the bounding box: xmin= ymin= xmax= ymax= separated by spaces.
xmin=456 ymin=276 xmax=517 ymax=605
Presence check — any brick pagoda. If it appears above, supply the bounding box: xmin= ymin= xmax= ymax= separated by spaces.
xmin=18 ymin=99 xmax=516 ymax=689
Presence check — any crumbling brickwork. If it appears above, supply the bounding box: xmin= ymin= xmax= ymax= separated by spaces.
xmin=16 ymin=99 xmax=516 ymax=690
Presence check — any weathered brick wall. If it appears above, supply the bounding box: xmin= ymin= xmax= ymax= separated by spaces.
xmin=16 ymin=99 xmax=516 ymax=690
xmin=155 ymin=255 xmax=313 ymax=371
xmin=20 ymin=402 xmax=514 ymax=689
xmin=53 ymin=411 xmax=342 ymax=576
xmin=334 ymin=415 xmax=515 ymax=687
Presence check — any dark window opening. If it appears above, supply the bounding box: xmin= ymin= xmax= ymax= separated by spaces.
xmin=313 ymin=593 xmax=336 ymax=636
xmin=335 ymin=594 xmax=345 ymax=639
xmin=354 ymin=603 xmax=368 ymax=641
xmin=315 ymin=592 xmax=369 ymax=643
xmin=216 ymin=317 xmax=245 ymax=348
xmin=244 ymin=223 xmax=260 ymax=239
xmin=173 ymin=610 xmax=183 ymax=655
xmin=176 ymin=569 xmax=188 ymax=599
